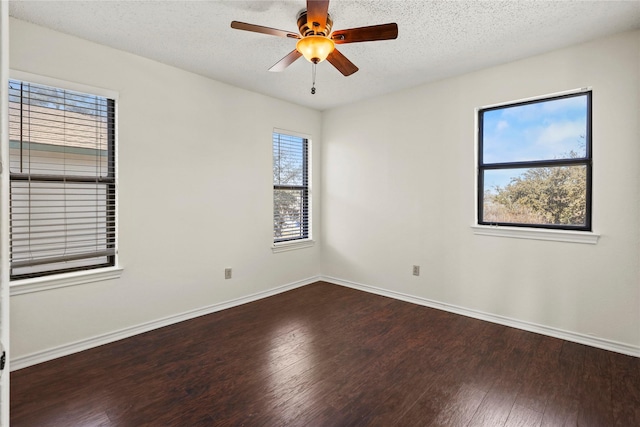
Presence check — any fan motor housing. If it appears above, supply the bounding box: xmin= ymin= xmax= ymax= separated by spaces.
xmin=297 ymin=9 xmax=333 ymax=36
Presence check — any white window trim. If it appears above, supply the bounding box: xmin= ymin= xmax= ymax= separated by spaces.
xmin=272 ymin=128 xmax=313 ymax=252
xmin=272 ymin=239 xmax=316 ymax=253
xmin=8 ymin=70 xmax=122 ymax=286
xmin=10 ymin=69 xmax=118 ymax=100
xmin=471 ymin=225 xmax=599 ymax=244
xmin=474 ymin=87 xmax=595 ymax=242
xmin=10 ymin=266 xmax=123 ymax=296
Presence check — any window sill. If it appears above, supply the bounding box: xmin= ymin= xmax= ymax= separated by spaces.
xmin=10 ymin=266 xmax=124 ymax=296
xmin=272 ymin=240 xmax=315 ymax=253
xmin=471 ymin=225 xmax=599 ymax=244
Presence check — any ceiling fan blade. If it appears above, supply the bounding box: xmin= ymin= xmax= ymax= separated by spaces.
xmin=231 ymin=21 xmax=300 ymax=39
xmin=307 ymin=0 xmax=330 ymax=33
xmin=327 ymin=48 xmax=358 ymax=76
xmin=269 ymin=50 xmax=303 ymax=72
xmin=331 ymin=23 xmax=398 ymax=44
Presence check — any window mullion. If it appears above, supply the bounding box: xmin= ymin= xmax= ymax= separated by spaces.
xmin=480 ymin=158 xmax=590 ymax=170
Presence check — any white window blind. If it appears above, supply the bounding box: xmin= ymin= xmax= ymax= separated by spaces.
xmin=273 ymin=132 xmax=309 ymax=243
xmin=8 ymin=79 xmax=116 ymax=279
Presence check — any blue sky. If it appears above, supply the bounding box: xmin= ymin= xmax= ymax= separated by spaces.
xmin=482 ymin=94 xmax=588 ymax=190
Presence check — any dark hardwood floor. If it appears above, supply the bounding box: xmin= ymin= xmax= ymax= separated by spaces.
xmin=11 ymin=281 xmax=640 ymax=426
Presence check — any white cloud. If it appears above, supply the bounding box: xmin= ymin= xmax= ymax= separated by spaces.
xmin=496 ymin=120 xmax=509 ymax=131
xmin=536 ymin=120 xmax=585 ymax=147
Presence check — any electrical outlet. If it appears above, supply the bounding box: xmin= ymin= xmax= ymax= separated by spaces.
xmin=412 ymin=265 xmax=420 ymax=276
xmin=225 ymin=268 xmax=232 ymax=279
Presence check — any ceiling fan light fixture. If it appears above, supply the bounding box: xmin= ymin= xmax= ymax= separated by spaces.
xmin=296 ymin=35 xmax=335 ymax=64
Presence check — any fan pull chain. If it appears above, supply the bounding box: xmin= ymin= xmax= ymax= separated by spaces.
xmin=311 ymin=63 xmax=317 ymax=95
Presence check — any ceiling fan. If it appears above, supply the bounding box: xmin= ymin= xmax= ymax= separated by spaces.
xmin=231 ymin=0 xmax=398 ymax=90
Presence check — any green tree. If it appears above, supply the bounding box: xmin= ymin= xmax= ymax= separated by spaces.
xmin=490 ymin=151 xmax=586 ymax=225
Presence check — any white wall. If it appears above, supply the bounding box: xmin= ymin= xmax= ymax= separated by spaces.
xmin=9 ymin=18 xmax=322 ymax=360
xmin=322 ymin=30 xmax=640 ymax=351
xmin=8 ymin=17 xmax=640 ymax=363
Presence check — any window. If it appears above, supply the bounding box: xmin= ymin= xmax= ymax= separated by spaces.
xmin=8 ymin=79 xmax=116 ymax=280
xmin=273 ymin=131 xmax=310 ymax=243
xmin=478 ymin=91 xmax=592 ymax=231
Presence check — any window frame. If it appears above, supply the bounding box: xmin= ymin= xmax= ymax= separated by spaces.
xmin=8 ymin=71 xmax=120 ymax=286
xmin=477 ymin=89 xmax=593 ymax=232
xmin=272 ymin=129 xmax=313 ymax=250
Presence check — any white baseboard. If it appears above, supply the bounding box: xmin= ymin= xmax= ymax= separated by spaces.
xmin=12 ymin=274 xmax=638 ymax=370
xmin=321 ymin=276 xmax=640 ymax=358
xmin=11 ymin=276 xmax=320 ymax=371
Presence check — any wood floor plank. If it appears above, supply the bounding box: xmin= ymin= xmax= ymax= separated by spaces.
xmin=10 ymin=281 xmax=640 ymax=426
xmin=361 ymin=349 xmax=447 ymax=426
xmin=467 ymin=379 xmax=519 ymax=427
xmin=577 ymin=345 xmax=613 ymax=427
xmin=504 ymin=404 xmax=543 ymax=427
xmin=539 ymin=345 xmax=583 ymax=426
xmin=610 ymin=352 xmax=640 ymax=426
xmin=513 ymin=336 xmax=564 ymax=413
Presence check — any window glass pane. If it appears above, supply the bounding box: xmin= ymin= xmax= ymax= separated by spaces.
xmin=482 ymin=95 xmax=588 ymax=164
xmin=272 ymin=131 xmax=309 ymax=244
xmin=274 ymin=189 xmax=308 ymax=241
xmin=273 ymin=133 xmax=305 ymax=186
xmin=483 ymin=165 xmax=587 ymax=226
xmin=8 ymin=80 xmax=111 ymax=178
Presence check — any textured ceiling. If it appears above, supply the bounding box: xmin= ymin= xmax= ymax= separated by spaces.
xmin=9 ymin=0 xmax=640 ymax=111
